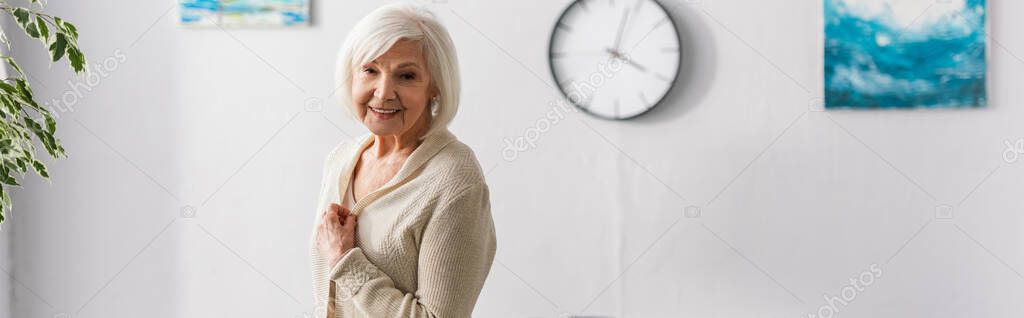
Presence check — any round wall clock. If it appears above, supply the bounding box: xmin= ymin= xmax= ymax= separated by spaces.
xmin=548 ymin=0 xmax=681 ymax=120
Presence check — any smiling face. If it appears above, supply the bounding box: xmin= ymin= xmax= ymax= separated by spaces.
xmin=351 ymin=40 xmax=435 ymax=139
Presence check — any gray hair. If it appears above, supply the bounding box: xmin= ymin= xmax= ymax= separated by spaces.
xmin=334 ymin=3 xmax=461 ymax=140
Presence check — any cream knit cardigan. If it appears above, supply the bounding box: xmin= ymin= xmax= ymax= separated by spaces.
xmin=309 ymin=128 xmax=496 ymax=317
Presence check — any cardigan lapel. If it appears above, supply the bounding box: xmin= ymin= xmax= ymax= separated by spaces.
xmin=336 ymin=128 xmax=459 ymax=215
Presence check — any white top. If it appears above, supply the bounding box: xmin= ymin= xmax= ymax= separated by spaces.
xmin=309 ymin=129 xmax=496 ymax=317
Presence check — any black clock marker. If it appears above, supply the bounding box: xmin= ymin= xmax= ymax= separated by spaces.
xmin=556 ymin=21 xmax=573 ymax=32
xmin=654 ymin=72 xmax=672 ymax=83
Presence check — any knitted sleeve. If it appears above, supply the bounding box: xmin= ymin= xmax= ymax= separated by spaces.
xmin=328 ymin=182 xmax=497 ymax=317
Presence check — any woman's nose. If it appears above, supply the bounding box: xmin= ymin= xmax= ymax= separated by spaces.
xmin=374 ymin=76 xmax=397 ymax=100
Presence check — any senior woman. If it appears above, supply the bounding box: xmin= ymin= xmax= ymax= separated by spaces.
xmin=309 ymin=3 xmax=496 ymax=318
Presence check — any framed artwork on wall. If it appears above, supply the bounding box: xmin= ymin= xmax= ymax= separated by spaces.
xmin=824 ymin=0 xmax=987 ymax=109
xmin=179 ymin=0 xmax=310 ymax=28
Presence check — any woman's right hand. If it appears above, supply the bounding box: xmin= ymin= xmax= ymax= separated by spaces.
xmin=315 ymin=203 xmax=358 ymax=269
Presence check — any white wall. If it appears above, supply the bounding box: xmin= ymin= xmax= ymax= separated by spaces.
xmin=6 ymin=0 xmax=1024 ymax=317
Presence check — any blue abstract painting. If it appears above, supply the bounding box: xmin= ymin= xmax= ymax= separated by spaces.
xmin=825 ymin=0 xmax=986 ymax=108
xmin=180 ymin=0 xmax=310 ymax=28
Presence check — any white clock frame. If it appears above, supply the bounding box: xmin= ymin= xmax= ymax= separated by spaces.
xmin=548 ymin=0 xmax=682 ymax=120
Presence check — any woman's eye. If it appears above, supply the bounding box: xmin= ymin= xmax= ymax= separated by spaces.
xmin=400 ymin=73 xmax=416 ymax=80
xmin=363 ymin=68 xmax=377 ymax=74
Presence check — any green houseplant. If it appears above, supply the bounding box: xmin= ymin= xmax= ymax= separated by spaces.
xmin=0 ymin=0 xmax=86 ymax=223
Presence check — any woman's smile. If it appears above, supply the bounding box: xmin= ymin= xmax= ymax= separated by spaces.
xmin=368 ymin=105 xmax=402 ymax=119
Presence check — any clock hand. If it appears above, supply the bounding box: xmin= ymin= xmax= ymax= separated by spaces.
xmin=624 ymin=59 xmax=647 ymax=73
xmin=604 ymin=47 xmax=622 ymax=60
xmin=613 ymin=9 xmax=630 ymax=53
xmin=553 ymin=50 xmax=614 ymax=59
xmin=604 ymin=47 xmax=647 ymax=73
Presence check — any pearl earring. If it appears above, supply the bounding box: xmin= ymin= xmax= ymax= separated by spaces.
xmin=430 ymin=97 xmax=440 ymax=114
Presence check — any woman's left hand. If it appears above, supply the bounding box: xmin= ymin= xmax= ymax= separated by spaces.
xmin=316 ymin=203 xmax=358 ymax=268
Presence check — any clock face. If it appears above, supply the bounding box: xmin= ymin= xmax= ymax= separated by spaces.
xmin=549 ymin=0 xmax=681 ymax=120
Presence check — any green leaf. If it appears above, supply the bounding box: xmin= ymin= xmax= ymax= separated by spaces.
xmin=15 ymin=78 xmax=33 ymax=102
xmin=43 ymin=112 xmax=55 ymax=134
xmin=35 ymin=16 xmax=48 ymax=43
xmin=30 ymin=0 xmax=48 ymax=9
xmin=0 ymin=172 xmax=19 ymax=186
xmin=2 ymin=56 xmax=25 ymax=78
xmin=31 ymin=160 xmax=48 ymax=179
xmin=43 ymin=135 xmax=58 ymax=157
xmin=61 ymin=20 xmax=78 ymax=40
xmin=14 ymin=157 xmax=26 ymax=173
xmin=0 ymin=92 xmax=24 ymax=119
xmin=0 ymin=184 xmax=10 ymax=218
xmin=23 ymin=117 xmax=42 ymax=134
xmin=0 ymin=82 xmax=17 ymax=95
xmin=48 ymin=33 xmax=66 ymax=62
xmin=11 ymin=8 xmax=31 ymax=26
xmin=54 ymin=17 xmax=78 ymax=41
xmin=25 ymin=22 xmax=39 ymax=38
xmin=66 ymin=46 xmax=85 ymax=73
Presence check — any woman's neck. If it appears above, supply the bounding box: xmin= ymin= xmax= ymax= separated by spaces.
xmin=369 ymin=115 xmax=430 ymax=158
xmin=370 ymin=135 xmax=420 ymax=158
